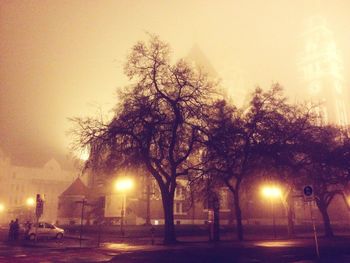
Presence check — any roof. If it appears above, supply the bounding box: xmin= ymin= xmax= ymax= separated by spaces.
xmin=60 ymin=177 xmax=88 ymax=197
xmin=43 ymin=158 xmax=61 ymax=171
xmin=186 ymin=44 xmax=218 ymax=77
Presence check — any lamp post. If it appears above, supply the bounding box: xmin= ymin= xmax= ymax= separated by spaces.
xmin=26 ymin=197 xmax=35 ymax=207
xmin=261 ymin=185 xmax=282 ymax=239
xmin=75 ymin=198 xmax=89 ymax=248
xmin=25 ymin=197 xmax=35 ymax=221
xmin=0 ymin=203 xmax=4 ymax=225
xmin=114 ymin=178 xmax=133 ymax=237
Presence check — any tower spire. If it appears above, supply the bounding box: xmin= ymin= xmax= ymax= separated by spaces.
xmin=298 ymin=16 xmax=349 ymax=126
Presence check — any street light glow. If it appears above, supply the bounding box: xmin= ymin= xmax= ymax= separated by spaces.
xmin=114 ymin=178 xmax=134 ymax=192
xmin=26 ymin=197 xmax=35 ymax=207
xmin=0 ymin=203 xmax=5 ymax=212
xmin=261 ymin=186 xmax=282 ymax=198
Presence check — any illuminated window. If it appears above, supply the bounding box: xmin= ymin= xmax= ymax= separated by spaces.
xmin=175 ymin=202 xmax=182 ymax=214
xmin=175 ymin=186 xmax=186 ymax=200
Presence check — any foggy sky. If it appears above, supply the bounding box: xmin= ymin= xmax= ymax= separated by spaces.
xmin=1 ymin=0 xmax=350 ymax=168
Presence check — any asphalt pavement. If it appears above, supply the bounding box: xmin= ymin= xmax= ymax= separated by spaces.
xmin=0 ymin=237 xmax=350 ymax=262
xmin=1 ymin=227 xmax=350 ymax=262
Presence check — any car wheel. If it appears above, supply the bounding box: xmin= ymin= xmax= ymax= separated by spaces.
xmin=56 ymin=233 xmax=63 ymax=240
xmin=29 ymin=233 xmax=36 ymax=241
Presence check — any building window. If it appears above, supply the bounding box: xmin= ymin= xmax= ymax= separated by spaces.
xmin=175 ymin=202 xmax=181 ymax=214
xmin=175 ymin=187 xmax=183 ymax=200
xmin=174 ymin=202 xmax=186 ymax=215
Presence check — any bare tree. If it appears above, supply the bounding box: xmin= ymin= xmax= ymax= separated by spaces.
xmin=202 ymin=99 xmax=245 ymax=240
xmin=253 ymin=95 xmax=316 ymax=238
xmin=204 ymin=85 xmax=311 ymax=241
xmin=72 ymin=35 xmax=215 ymax=244
xmin=300 ymin=125 xmax=346 ymax=238
xmin=189 ymin=169 xmax=223 ymax=242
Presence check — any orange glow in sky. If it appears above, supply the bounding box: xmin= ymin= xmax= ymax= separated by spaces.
xmin=1 ymin=0 xmax=350 ymax=167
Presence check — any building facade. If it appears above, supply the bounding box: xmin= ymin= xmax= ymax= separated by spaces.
xmin=298 ymin=16 xmax=349 ymax=125
xmin=73 ymin=169 xmax=350 ymax=228
xmin=0 ymin=151 xmax=76 ymax=224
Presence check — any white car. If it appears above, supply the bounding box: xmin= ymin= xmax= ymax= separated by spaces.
xmin=27 ymin=222 xmax=64 ymax=240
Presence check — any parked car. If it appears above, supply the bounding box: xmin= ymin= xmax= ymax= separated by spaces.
xmin=27 ymin=222 xmax=64 ymax=240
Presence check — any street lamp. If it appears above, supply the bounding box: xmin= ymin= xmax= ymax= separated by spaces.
xmin=261 ymin=185 xmax=282 ymax=239
xmin=0 ymin=203 xmax=5 ymax=213
xmin=25 ymin=197 xmax=35 ymax=222
xmin=114 ymin=178 xmax=134 ymax=236
xmin=26 ymin=197 xmax=35 ymax=207
xmin=0 ymin=203 xmax=5 ymax=224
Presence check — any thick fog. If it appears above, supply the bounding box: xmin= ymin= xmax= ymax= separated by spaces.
xmin=1 ymin=0 xmax=349 ymax=167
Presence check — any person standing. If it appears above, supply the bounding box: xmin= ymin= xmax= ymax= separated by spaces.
xmin=8 ymin=220 xmax=14 ymax=241
xmin=13 ymin=218 xmax=19 ymax=241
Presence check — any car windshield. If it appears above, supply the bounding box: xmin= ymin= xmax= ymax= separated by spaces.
xmin=44 ymin=223 xmax=55 ymax=229
xmin=32 ymin=222 xmax=55 ymax=228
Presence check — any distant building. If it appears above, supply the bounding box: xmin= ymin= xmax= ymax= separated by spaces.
xmin=57 ymin=177 xmax=88 ymax=225
xmin=76 ymin=166 xmax=350 ymax=229
xmin=0 ymin=152 xmax=76 ymax=224
xmin=298 ymin=16 xmax=349 ymax=125
xmin=186 ymin=44 xmax=219 ymax=78
xmin=186 ymin=44 xmax=251 ymax=108
xmin=84 ymin=171 xmax=234 ymax=226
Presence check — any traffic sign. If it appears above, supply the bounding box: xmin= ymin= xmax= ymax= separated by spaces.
xmin=303 ymin=185 xmax=314 ymax=202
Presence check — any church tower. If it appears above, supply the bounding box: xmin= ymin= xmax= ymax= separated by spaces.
xmin=298 ymin=16 xmax=349 ymax=126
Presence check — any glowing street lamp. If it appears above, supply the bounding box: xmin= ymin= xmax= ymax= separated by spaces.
xmin=26 ymin=197 xmax=35 ymax=207
xmin=261 ymin=185 xmax=282 ymax=238
xmin=262 ymin=186 xmax=282 ymax=199
xmin=0 ymin=203 xmax=5 ymax=213
xmin=114 ymin=178 xmax=133 ymax=192
xmin=114 ymin=178 xmax=134 ymax=236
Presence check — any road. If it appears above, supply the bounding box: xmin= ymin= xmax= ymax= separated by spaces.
xmin=104 ymin=238 xmax=350 ymax=263
xmin=1 ymin=237 xmax=350 ymax=262
xmin=1 ymin=226 xmax=350 ymax=262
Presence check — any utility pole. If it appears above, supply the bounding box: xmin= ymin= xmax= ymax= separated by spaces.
xmin=145 ymin=175 xmax=151 ymax=225
xmin=120 ymin=194 xmax=125 ymax=237
xmin=76 ymin=198 xmax=90 ymax=248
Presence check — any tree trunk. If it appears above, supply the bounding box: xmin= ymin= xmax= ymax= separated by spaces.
xmin=161 ymin=191 xmax=177 ymax=244
xmin=145 ymin=176 xmax=151 ymax=226
xmin=286 ymin=194 xmax=295 ymax=238
xmin=212 ymin=195 xmax=220 ymax=242
xmin=233 ymin=191 xmax=244 ymax=241
xmin=317 ymin=201 xmax=334 ymax=238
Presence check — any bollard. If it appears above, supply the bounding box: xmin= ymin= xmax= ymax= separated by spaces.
xmin=150 ymin=226 xmax=155 ymax=245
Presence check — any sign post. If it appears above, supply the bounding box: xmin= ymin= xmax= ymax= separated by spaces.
xmin=76 ymin=198 xmax=87 ymax=248
xmin=208 ymin=209 xmax=214 ymax=241
xmin=303 ymin=185 xmax=320 ymax=258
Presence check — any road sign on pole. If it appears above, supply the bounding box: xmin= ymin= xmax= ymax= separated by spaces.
xmin=308 ymin=202 xmax=320 ymax=258
xmin=302 ymin=186 xmax=320 ymax=258
xmin=303 ymin=185 xmax=314 ymax=202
